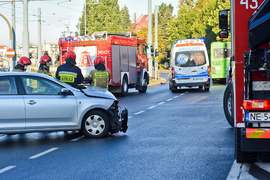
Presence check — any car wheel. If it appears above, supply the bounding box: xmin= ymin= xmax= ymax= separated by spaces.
xmin=138 ymin=74 xmax=148 ymax=93
xmin=121 ymin=76 xmax=128 ymax=96
xmin=223 ymin=83 xmax=234 ymax=127
xmin=82 ymin=110 xmax=110 ymax=138
xmin=204 ymin=86 xmax=210 ymax=91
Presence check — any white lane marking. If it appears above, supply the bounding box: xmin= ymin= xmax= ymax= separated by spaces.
xmin=29 ymin=147 xmax=59 ymax=159
xmin=0 ymin=166 xmax=15 ymax=174
xmin=71 ymin=136 xmax=84 ymax=142
xmin=166 ymin=98 xmax=173 ymax=102
xmin=128 ymin=116 xmax=132 ymax=119
xmin=173 ymin=96 xmax=179 ymax=98
xmin=148 ymin=105 xmax=157 ymax=109
xmin=134 ymin=111 xmax=145 ymax=115
xmin=158 ymin=102 xmax=165 ymax=105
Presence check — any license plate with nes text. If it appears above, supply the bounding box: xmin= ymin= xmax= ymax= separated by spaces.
xmin=246 ymin=112 xmax=270 ymax=122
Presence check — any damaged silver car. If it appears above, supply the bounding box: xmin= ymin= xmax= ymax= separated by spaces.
xmin=0 ymin=72 xmax=128 ymax=138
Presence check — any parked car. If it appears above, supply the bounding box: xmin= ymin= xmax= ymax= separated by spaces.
xmin=0 ymin=72 xmax=128 ymax=138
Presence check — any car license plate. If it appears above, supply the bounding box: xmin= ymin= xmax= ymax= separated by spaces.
xmin=177 ymin=78 xmax=190 ymax=82
xmin=192 ymin=77 xmax=204 ymax=81
xmin=246 ymin=112 xmax=270 ymax=121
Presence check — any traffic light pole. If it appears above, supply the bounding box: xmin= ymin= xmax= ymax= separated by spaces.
xmin=147 ymin=0 xmax=153 ymax=78
xmin=154 ymin=5 xmax=158 ymax=80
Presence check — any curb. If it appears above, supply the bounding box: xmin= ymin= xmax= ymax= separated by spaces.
xmin=148 ymin=78 xmax=168 ymax=87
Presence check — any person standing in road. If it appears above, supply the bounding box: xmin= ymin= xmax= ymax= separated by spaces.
xmin=55 ymin=50 xmax=84 ymax=88
xmin=13 ymin=56 xmax=31 ymax=72
xmin=88 ymin=56 xmax=111 ymax=89
xmin=37 ymin=55 xmax=52 ymax=76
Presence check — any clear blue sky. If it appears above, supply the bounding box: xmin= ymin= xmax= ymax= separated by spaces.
xmin=0 ymin=0 xmax=179 ymax=47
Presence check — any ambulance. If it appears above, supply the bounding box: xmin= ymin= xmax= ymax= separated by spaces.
xmin=169 ymin=38 xmax=211 ymax=92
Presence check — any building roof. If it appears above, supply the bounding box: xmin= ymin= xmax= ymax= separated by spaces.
xmin=134 ymin=14 xmax=149 ymax=31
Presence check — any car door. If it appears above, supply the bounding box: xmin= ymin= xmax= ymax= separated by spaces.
xmin=174 ymin=51 xmax=193 ymax=83
xmin=20 ymin=76 xmax=78 ymax=129
xmin=190 ymin=50 xmax=208 ymax=82
xmin=0 ymin=76 xmax=25 ymax=130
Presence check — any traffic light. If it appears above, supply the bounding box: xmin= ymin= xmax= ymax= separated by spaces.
xmin=155 ymin=50 xmax=159 ymax=57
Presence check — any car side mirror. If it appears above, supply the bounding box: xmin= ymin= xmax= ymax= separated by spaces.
xmin=219 ymin=30 xmax=229 ymax=38
xmin=61 ymin=88 xmax=70 ymax=95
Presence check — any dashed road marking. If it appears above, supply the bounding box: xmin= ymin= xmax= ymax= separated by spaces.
xmin=0 ymin=166 xmax=15 ymax=174
xmin=71 ymin=136 xmax=84 ymax=142
xmin=29 ymin=147 xmax=59 ymax=159
xmin=158 ymin=102 xmax=165 ymax=105
xmin=128 ymin=116 xmax=132 ymax=119
xmin=148 ymin=105 xmax=157 ymax=109
xmin=134 ymin=111 xmax=145 ymax=115
xmin=166 ymin=98 xmax=173 ymax=102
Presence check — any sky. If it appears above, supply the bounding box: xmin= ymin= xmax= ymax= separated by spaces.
xmin=0 ymin=0 xmax=179 ymax=47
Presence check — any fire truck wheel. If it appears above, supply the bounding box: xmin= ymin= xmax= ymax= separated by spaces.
xmin=259 ymin=152 xmax=270 ymax=162
xmin=235 ymin=128 xmax=257 ymax=163
xmin=121 ymin=76 xmax=128 ymax=96
xmin=138 ymin=74 xmax=148 ymax=93
xmin=82 ymin=110 xmax=110 ymax=138
xmin=223 ymin=83 xmax=234 ymax=127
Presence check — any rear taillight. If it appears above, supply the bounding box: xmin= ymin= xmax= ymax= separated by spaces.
xmin=243 ymin=100 xmax=270 ymax=110
xmin=207 ymin=66 xmax=210 ymax=77
xmin=172 ymin=67 xmax=175 ymax=79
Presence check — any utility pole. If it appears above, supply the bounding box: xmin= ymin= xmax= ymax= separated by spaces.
xmin=154 ymin=5 xmax=158 ymax=80
xmin=23 ymin=0 xmax=29 ymax=58
xmin=147 ymin=0 xmax=153 ymax=78
xmin=38 ymin=8 xmax=42 ymax=61
xmin=11 ymin=1 xmax=16 ymax=70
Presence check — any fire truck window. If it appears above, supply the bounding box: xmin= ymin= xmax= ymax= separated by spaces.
xmin=143 ymin=45 xmax=147 ymax=55
xmin=137 ymin=44 xmax=140 ymax=54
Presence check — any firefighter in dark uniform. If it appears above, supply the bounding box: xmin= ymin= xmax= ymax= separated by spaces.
xmin=37 ymin=55 xmax=52 ymax=76
xmin=13 ymin=56 xmax=31 ymax=72
xmin=88 ymin=56 xmax=111 ymax=89
xmin=55 ymin=50 xmax=84 ymax=88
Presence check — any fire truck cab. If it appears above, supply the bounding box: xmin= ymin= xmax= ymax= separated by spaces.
xmin=58 ymin=31 xmax=150 ymax=96
xmin=220 ymin=0 xmax=270 ymax=162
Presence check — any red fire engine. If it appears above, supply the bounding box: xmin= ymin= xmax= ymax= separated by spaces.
xmin=58 ymin=31 xmax=150 ymax=96
xmin=220 ymin=0 xmax=270 ymax=162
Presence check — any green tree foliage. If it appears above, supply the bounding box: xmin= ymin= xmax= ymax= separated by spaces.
xmin=78 ymin=0 xmax=130 ymax=35
xmin=167 ymin=0 xmax=230 ymax=56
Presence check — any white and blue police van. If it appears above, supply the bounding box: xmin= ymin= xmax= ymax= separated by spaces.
xmin=169 ymin=38 xmax=211 ymax=92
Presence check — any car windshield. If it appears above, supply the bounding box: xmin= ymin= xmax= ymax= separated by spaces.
xmin=175 ymin=50 xmax=206 ymax=67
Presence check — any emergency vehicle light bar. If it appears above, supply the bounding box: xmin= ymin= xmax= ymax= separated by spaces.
xmin=174 ymin=38 xmax=205 ymax=44
xmin=93 ymin=31 xmax=137 ymax=40
xmin=243 ymin=100 xmax=270 ymax=110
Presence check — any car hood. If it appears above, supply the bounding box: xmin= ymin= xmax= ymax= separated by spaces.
xmin=81 ymin=86 xmax=117 ymax=100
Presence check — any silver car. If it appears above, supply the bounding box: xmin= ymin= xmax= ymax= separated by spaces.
xmin=0 ymin=72 xmax=128 ymax=138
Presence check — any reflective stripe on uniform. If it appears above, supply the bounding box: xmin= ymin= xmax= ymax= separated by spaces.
xmin=59 ymin=73 xmax=77 ymax=83
xmin=94 ymin=72 xmax=109 ymax=78
xmin=59 ymin=71 xmax=77 ymax=76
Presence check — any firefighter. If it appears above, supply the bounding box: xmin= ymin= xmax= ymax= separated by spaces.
xmin=55 ymin=50 xmax=84 ymax=88
xmin=13 ymin=56 xmax=31 ymax=72
xmin=37 ymin=55 xmax=52 ymax=76
xmin=88 ymin=56 xmax=111 ymax=89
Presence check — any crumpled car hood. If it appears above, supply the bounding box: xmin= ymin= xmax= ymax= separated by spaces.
xmin=81 ymin=86 xmax=117 ymax=100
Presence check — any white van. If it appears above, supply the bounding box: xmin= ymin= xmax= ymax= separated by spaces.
xmin=169 ymin=38 xmax=211 ymax=92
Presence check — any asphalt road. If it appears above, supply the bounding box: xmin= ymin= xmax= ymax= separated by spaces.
xmin=0 ymin=80 xmax=236 ymax=179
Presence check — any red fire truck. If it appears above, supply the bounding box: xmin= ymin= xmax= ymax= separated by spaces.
xmin=220 ymin=0 xmax=270 ymax=162
xmin=58 ymin=31 xmax=150 ymax=96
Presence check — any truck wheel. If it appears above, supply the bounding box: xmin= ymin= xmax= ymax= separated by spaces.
xmin=204 ymin=86 xmax=210 ymax=91
xmin=82 ymin=110 xmax=110 ymax=138
xmin=223 ymin=83 xmax=234 ymax=127
xmin=235 ymin=128 xmax=257 ymax=163
xmin=121 ymin=77 xmax=128 ymax=96
xmin=169 ymin=82 xmax=177 ymax=92
xmin=138 ymin=74 xmax=148 ymax=93
xmin=259 ymin=152 xmax=270 ymax=162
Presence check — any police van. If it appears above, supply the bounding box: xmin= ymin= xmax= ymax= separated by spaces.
xmin=169 ymin=38 xmax=211 ymax=92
